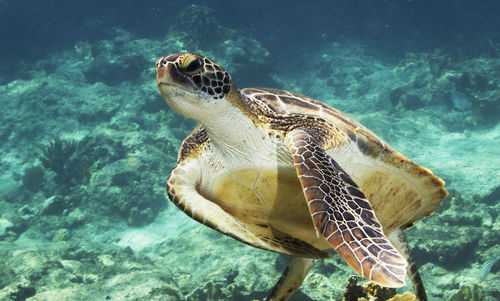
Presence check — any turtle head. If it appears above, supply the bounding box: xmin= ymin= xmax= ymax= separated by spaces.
xmin=156 ymin=52 xmax=235 ymax=120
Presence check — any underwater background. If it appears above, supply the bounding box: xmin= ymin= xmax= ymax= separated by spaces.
xmin=1 ymin=0 xmax=500 ymax=300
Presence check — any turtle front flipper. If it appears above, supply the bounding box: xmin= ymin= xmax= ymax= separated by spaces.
xmin=285 ymin=129 xmax=408 ymax=288
xmin=167 ymin=159 xmax=330 ymax=259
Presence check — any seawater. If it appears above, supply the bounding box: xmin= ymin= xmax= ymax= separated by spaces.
xmin=0 ymin=1 xmax=499 ymax=300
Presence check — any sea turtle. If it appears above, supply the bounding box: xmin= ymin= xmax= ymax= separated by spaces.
xmin=155 ymin=52 xmax=447 ymax=301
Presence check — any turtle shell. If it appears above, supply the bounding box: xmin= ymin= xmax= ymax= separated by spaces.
xmin=240 ymin=87 xmax=448 ymax=234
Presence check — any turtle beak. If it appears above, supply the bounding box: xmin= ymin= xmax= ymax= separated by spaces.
xmin=155 ymin=56 xmax=172 ymax=87
xmin=156 ymin=54 xmax=203 ymax=119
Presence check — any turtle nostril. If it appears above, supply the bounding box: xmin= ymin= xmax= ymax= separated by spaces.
xmin=156 ymin=58 xmax=166 ymax=69
xmin=156 ymin=58 xmax=167 ymax=68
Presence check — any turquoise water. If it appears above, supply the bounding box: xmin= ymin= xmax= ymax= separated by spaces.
xmin=1 ymin=2 xmax=499 ymax=300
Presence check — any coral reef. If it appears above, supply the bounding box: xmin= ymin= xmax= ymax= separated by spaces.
xmin=81 ymin=30 xmax=150 ymax=86
xmin=0 ymin=219 xmax=14 ymax=239
xmin=390 ymin=51 xmax=500 ymax=130
xmin=341 ymin=276 xmax=416 ymax=301
xmin=448 ymin=284 xmax=484 ymax=301
xmin=0 ymin=4 xmax=499 ymax=299
xmin=87 ymin=158 xmax=166 ymax=226
xmin=410 ymin=191 xmax=483 ymax=268
xmin=186 ymin=280 xmax=247 ymax=301
xmin=166 ymin=4 xmax=275 ymax=88
xmin=168 ymin=5 xmax=228 ymax=50
xmin=8 ymin=284 xmax=36 ymax=301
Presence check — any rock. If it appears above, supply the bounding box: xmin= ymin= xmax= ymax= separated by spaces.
xmin=400 ymin=94 xmax=425 ymax=110
xmin=0 ymin=218 xmax=13 ymax=238
xmin=168 ymin=5 xmax=226 ymax=50
xmin=449 ymin=284 xmax=484 ymax=301
xmin=185 ymin=279 xmax=259 ymax=301
xmin=82 ymin=273 xmax=99 ymax=284
xmin=89 ymin=159 xmax=166 ymax=226
xmin=0 ymin=173 xmax=19 ymax=200
xmin=52 ymin=228 xmax=71 ymax=242
xmin=8 ymin=284 xmax=36 ymax=301
xmin=98 ymin=254 xmax=115 ymax=267
xmin=24 ymin=288 xmax=83 ymax=301
xmin=41 ymin=195 xmax=66 ymax=215
xmin=64 ymin=208 xmax=86 ymax=228
xmin=104 ymin=270 xmax=179 ymax=300
xmin=412 ymin=217 xmax=482 ymax=268
xmin=18 ymin=205 xmax=36 ymax=219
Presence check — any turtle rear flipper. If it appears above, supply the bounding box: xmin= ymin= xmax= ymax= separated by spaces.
xmin=266 ymin=257 xmax=314 ymax=301
xmin=389 ymin=229 xmax=428 ymax=300
xmin=286 ymin=129 xmax=408 ymax=288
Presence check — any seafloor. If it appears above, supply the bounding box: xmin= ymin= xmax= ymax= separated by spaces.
xmin=1 ymin=7 xmax=500 ymax=301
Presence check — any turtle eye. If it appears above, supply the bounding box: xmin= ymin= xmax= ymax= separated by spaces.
xmin=183 ymin=57 xmax=203 ymax=74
